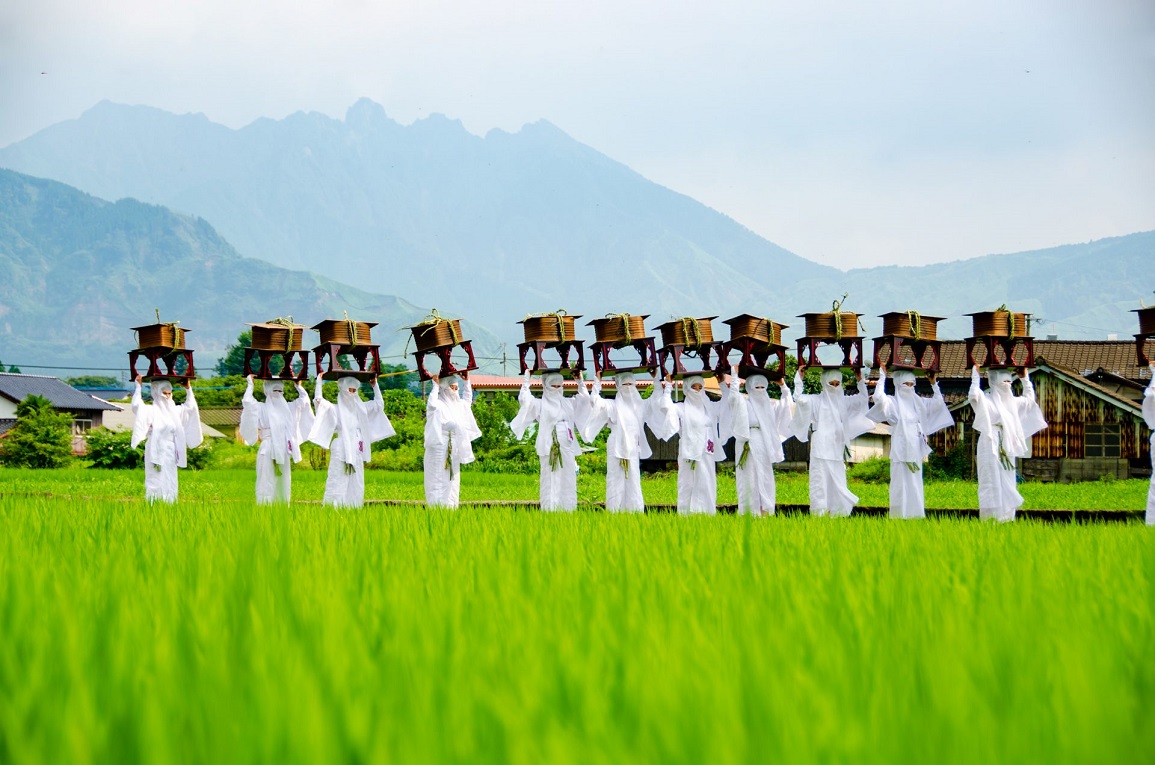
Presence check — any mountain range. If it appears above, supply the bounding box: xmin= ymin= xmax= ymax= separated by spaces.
xmin=0 ymin=99 xmax=1151 ymax=361
xmin=0 ymin=168 xmax=502 ymax=373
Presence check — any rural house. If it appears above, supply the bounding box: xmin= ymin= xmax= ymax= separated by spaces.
xmin=927 ymin=340 xmax=1151 ymax=482
xmin=0 ymin=373 xmax=120 ymax=453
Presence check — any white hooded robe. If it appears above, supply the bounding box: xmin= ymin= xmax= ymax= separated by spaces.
xmin=652 ymin=375 xmax=732 ymax=516
xmin=307 ymin=377 xmax=396 ymax=509
xmin=510 ymin=373 xmax=591 ymax=512
xmin=968 ymin=367 xmax=1047 ymax=522
xmin=240 ymin=378 xmax=315 ymax=504
xmin=867 ymin=370 xmax=953 ymax=519
xmin=581 ymin=372 xmax=664 ymax=513
xmin=424 ymin=375 xmax=482 ymax=508
xmin=791 ymin=369 xmax=872 ymax=517
xmin=130 ymin=380 xmax=204 ymax=504
xmin=724 ymin=373 xmax=795 ymax=516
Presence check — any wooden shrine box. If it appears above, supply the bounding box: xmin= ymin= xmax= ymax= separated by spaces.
xmin=311 ymin=318 xmax=381 ymax=381
xmin=796 ymin=310 xmax=864 ymax=369
xmin=656 ymin=316 xmax=716 ymax=348
xmin=587 ymin=313 xmax=656 ymax=376
xmin=407 ymin=312 xmax=478 ymax=382
xmin=132 ymin=322 xmax=187 ymax=350
xmin=518 ymin=312 xmax=585 ymax=375
xmin=654 ymin=316 xmax=721 ymax=379
xmin=717 ymin=314 xmax=789 ymax=380
xmin=872 ymin=312 xmax=944 ymax=374
xmin=129 ymin=322 xmax=195 ymax=381
xmin=965 ymin=309 xmax=1034 ymax=369
xmin=1134 ymin=307 xmax=1155 ymax=365
xmin=243 ymin=321 xmax=309 ymax=381
xmin=313 ymin=319 xmax=377 ymax=346
xmin=520 ymin=313 xmax=579 ymax=344
xmin=248 ymin=322 xmax=305 ymax=351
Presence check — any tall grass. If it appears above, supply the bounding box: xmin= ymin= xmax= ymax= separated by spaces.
xmin=0 ymin=495 xmax=1150 ymax=763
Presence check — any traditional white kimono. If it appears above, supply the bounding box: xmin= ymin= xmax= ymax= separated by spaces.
xmin=653 ymin=375 xmax=732 ymax=515
xmin=1142 ymin=367 xmax=1155 ymax=525
xmin=968 ymin=367 xmax=1047 ymax=522
xmin=723 ymin=373 xmax=794 ymax=516
xmin=867 ymin=370 xmax=953 ymax=519
xmin=510 ymin=372 xmax=591 ymax=512
xmin=240 ymin=378 xmax=315 ymax=504
xmin=424 ymin=375 xmax=482 ymax=509
xmin=131 ymin=380 xmax=204 ymax=504
xmin=791 ymin=369 xmax=872 ymax=517
xmin=581 ymin=372 xmax=664 ymax=513
xmin=308 ymin=377 xmax=395 ymax=509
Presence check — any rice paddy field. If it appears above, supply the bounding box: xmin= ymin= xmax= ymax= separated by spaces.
xmin=1 ymin=467 xmax=1152 ymax=763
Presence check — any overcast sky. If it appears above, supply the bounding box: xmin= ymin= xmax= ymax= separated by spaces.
xmin=3 ymin=0 xmax=1153 ymax=270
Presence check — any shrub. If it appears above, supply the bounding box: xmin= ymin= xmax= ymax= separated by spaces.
xmin=0 ymin=395 xmax=74 ymax=468
xmin=848 ymin=456 xmax=890 ymax=483
xmin=85 ymin=427 xmax=143 ymax=469
xmin=185 ymin=440 xmax=216 ymax=470
xmin=927 ymin=439 xmax=971 ymax=480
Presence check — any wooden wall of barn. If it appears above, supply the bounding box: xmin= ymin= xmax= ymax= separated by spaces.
xmin=1030 ymin=375 xmax=1146 ymax=460
xmin=928 ymin=374 xmax=1148 ymax=461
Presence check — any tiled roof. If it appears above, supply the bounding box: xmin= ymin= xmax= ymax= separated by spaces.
xmin=200 ymin=408 xmax=243 ymax=427
xmin=0 ymin=373 xmax=118 ymax=412
xmin=935 ymin=340 xmax=1146 ymax=381
xmin=0 ymin=419 xmax=16 ymax=436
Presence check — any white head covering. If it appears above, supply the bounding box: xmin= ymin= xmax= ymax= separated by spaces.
xmin=820 ymin=369 xmax=843 ymax=390
xmin=891 ymin=370 xmax=920 ymax=422
xmin=136 ymin=379 xmax=188 ymax=457
xmin=986 ymin=369 xmax=1028 ymax=457
xmin=539 ymin=373 xmax=568 ymax=428
xmin=438 ymin=375 xmax=461 ymax=403
xmin=614 ymin=371 xmax=642 ymax=407
xmin=680 ymin=375 xmax=711 ymax=459
xmin=263 ymin=381 xmax=293 ymax=463
xmin=745 ymin=374 xmax=769 ymax=393
xmin=336 ymin=376 xmax=369 ymax=464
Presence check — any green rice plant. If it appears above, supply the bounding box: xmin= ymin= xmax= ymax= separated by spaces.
xmin=0 ymin=498 xmax=1149 ymax=763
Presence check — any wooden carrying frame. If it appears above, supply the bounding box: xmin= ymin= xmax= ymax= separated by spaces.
xmin=312 ymin=318 xmax=380 ymax=381
xmin=965 ymin=309 xmax=1034 ymax=369
xmin=129 ymin=322 xmax=194 ymax=381
xmin=1134 ymin=308 xmax=1155 ymax=366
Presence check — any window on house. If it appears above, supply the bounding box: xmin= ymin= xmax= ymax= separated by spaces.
xmin=71 ymin=419 xmax=93 ymax=434
xmin=1084 ymin=423 xmax=1120 ymax=458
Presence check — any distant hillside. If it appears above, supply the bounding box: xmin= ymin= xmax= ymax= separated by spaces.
xmin=0 ymin=100 xmax=837 ymax=334
xmin=1 ymin=101 xmax=1150 ymax=344
xmin=0 ymin=169 xmax=502 ymax=373
xmin=794 ymin=232 xmax=1155 ymax=341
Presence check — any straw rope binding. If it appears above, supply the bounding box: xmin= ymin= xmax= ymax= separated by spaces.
xmin=409 ymin=309 xmax=465 ymax=352
xmin=522 ymin=310 xmax=577 ymax=343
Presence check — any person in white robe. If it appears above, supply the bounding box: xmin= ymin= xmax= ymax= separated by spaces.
xmin=652 ymin=374 xmax=733 ymax=515
xmin=240 ymin=375 xmax=315 ymax=504
xmin=867 ymin=367 xmax=954 ymax=519
xmin=510 ymin=371 xmax=591 ymax=512
xmin=424 ymin=373 xmax=482 ymax=508
xmin=791 ymin=367 xmax=872 ymax=517
xmin=722 ymin=365 xmax=795 ymax=516
xmin=581 ymin=371 xmax=664 ymax=513
xmin=307 ymin=376 xmax=395 ymax=509
xmin=130 ymin=376 xmax=204 ymax=504
xmin=968 ymin=365 xmax=1047 ymax=522
xmin=1144 ymin=363 xmax=1155 ymax=525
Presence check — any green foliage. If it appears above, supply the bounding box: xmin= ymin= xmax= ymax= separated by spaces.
xmin=848 ymin=455 xmax=891 ymax=483
xmin=379 ymin=363 xmax=418 ymax=391
xmin=215 ymin=331 xmax=252 ymax=377
xmin=63 ymin=375 xmax=122 ymax=389
xmin=185 ymin=440 xmax=216 ymax=470
xmin=927 ymin=438 xmax=972 ymax=481
xmin=0 ymin=395 xmax=73 ymax=468
xmin=85 ymin=427 xmax=143 ymax=469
